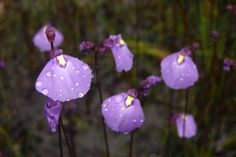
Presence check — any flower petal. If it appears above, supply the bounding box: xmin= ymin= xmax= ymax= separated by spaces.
xmin=35 ymin=55 xmax=92 ymax=102
xmin=102 ymin=93 xmax=144 ymax=133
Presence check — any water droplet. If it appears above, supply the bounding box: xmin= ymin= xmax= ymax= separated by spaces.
xmin=108 ymin=98 xmax=112 ymax=102
xmin=53 ymin=74 xmax=57 ymax=77
xmin=180 ymin=78 xmax=184 ymax=81
xmin=132 ymin=119 xmax=137 ymax=123
xmin=115 ymin=96 xmax=122 ymax=102
xmin=103 ymin=103 xmax=107 ymax=108
xmin=46 ymin=72 xmax=52 ymax=77
xmin=76 ymin=70 xmax=80 ymax=74
xmin=60 ymin=76 xmax=64 ymax=80
xmin=140 ymin=119 xmax=144 ymax=123
xmin=90 ymin=73 xmax=94 ymax=78
xmin=71 ymin=87 xmax=74 ymax=90
xmin=119 ymin=114 xmax=123 ymax=117
xmin=59 ymin=89 xmax=62 ymax=92
xmin=124 ymin=132 xmax=129 ymax=135
xmin=82 ymin=64 xmax=88 ymax=70
xmin=42 ymin=88 xmax=48 ymax=95
xmin=118 ymin=56 xmax=121 ymax=59
xmin=83 ymin=75 xmax=86 ymax=78
xmin=66 ymin=99 xmax=70 ymax=102
xmin=51 ymin=67 xmax=55 ymax=70
xmin=78 ymin=92 xmax=84 ymax=98
xmin=36 ymin=81 xmax=42 ymax=87
xmin=121 ymin=107 xmax=125 ymax=111
xmin=72 ymin=66 xmax=75 ymax=70
xmin=75 ymin=82 xmax=79 ymax=86
xmin=104 ymin=108 xmax=108 ymax=112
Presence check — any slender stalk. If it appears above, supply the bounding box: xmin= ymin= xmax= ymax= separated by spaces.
xmin=94 ymin=50 xmax=110 ymax=157
xmin=182 ymin=89 xmax=189 ymax=157
xmin=129 ymin=132 xmax=134 ymax=157
xmin=58 ymin=123 xmax=64 ymax=157
xmin=60 ymin=116 xmax=74 ymax=157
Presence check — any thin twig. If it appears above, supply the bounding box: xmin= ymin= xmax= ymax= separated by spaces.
xmin=129 ymin=132 xmax=134 ymax=157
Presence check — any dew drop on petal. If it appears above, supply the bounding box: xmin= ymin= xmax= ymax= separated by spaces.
xmin=53 ymin=74 xmax=57 ymax=77
xmin=75 ymin=82 xmax=79 ymax=86
xmin=78 ymin=92 xmax=84 ymax=98
xmin=76 ymin=70 xmax=80 ymax=74
xmin=36 ymin=81 xmax=42 ymax=87
xmin=115 ymin=95 xmax=122 ymax=102
xmin=132 ymin=119 xmax=137 ymax=123
xmin=60 ymin=76 xmax=64 ymax=80
xmin=82 ymin=64 xmax=88 ymax=70
xmin=42 ymin=88 xmax=49 ymax=95
xmin=104 ymin=108 xmax=108 ymax=112
xmin=46 ymin=72 xmax=52 ymax=77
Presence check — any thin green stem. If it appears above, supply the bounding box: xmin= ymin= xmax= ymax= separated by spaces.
xmin=58 ymin=123 xmax=64 ymax=157
xmin=94 ymin=50 xmax=110 ymax=157
xmin=129 ymin=132 xmax=134 ymax=157
xmin=60 ymin=116 xmax=74 ymax=157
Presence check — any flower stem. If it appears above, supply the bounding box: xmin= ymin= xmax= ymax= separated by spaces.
xmin=59 ymin=116 xmax=74 ymax=157
xmin=183 ymin=89 xmax=189 ymax=157
xmin=129 ymin=132 xmax=134 ymax=157
xmin=94 ymin=50 xmax=110 ymax=157
xmin=58 ymin=123 xmax=64 ymax=157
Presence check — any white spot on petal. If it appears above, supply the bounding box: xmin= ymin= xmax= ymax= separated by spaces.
xmin=36 ymin=81 xmax=42 ymax=87
xmin=42 ymin=88 xmax=48 ymax=95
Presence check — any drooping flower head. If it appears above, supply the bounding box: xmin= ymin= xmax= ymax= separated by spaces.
xmin=44 ymin=99 xmax=62 ymax=133
xmin=33 ymin=24 xmax=63 ymax=52
xmin=102 ymin=89 xmax=144 ymax=133
xmin=223 ymin=58 xmax=236 ymax=72
xmin=172 ymin=113 xmax=197 ymax=138
xmin=161 ymin=48 xmax=199 ymax=89
xmin=103 ymin=34 xmax=134 ymax=72
xmin=35 ymin=49 xmax=93 ymax=102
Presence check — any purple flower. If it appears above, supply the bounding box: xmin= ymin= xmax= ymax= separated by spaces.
xmin=174 ymin=113 xmax=197 ymax=138
xmin=223 ymin=58 xmax=236 ymax=72
xmin=35 ymin=49 xmax=93 ymax=102
xmin=33 ymin=24 xmax=63 ymax=52
xmin=44 ymin=99 xmax=62 ymax=133
xmin=211 ymin=30 xmax=219 ymax=41
xmin=104 ymin=34 xmax=133 ymax=72
xmin=0 ymin=58 xmax=5 ymax=69
xmin=102 ymin=92 xmax=145 ymax=133
xmin=161 ymin=48 xmax=199 ymax=89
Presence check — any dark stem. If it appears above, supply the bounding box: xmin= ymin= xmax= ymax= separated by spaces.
xmin=60 ymin=116 xmax=74 ymax=157
xmin=50 ymin=42 xmax=54 ymax=58
xmin=94 ymin=50 xmax=110 ymax=157
xmin=182 ymin=89 xmax=189 ymax=157
xmin=129 ymin=132 xmax=134 ymax=157
xmin=58 ymin=123 xmax=64 ymax=157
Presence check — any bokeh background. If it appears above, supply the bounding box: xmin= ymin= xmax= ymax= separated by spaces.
xmin=0 ymin=0 xmax=236 ymax=157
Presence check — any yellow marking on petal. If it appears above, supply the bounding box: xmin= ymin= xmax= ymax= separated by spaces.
xmin=119 ymin=39 xmax=125 ymax=45
xmin=57 ymin=55 xmax=67 ymax=67
xmin=177 ymin=54 xmax=185 ymax=64
xmin=125 ymin=95 xmax=134 ymax=107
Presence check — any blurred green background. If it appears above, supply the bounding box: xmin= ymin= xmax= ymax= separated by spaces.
xmin=0 ymin=0 xmax=236 ymax=157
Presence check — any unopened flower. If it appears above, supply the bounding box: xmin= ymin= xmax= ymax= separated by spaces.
xmin=173 ymin=113 xmax=197 ymax=138
xmin=102 ymin=91 xmax=144 ymax=133
xmin=79 ymin=41 xmax=95 ymax=53
xmin=104 ymin=34 xmax=133 ymax=72
xmin=0 ymin=58 xmax=5 ymax=69
xmin=33 ymin=24 xmax=63 ymax=52
xmin=139 ymin=75 xmax=161 ymax=96
xmin=44 ymin=99 xmax=62 ymax=133
xmin=211 ymin=30 xmax=219 ymax=41
xmin=35 ymin=49 xmax=92 ymax=102
xmin=161 ymin=48 xmax=199 ymax=89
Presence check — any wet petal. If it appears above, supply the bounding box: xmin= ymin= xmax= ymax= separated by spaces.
xmin=102 ymin=92 xmax=145 ymax=133
xmin=44 ymin=99 xmax=62 ymax=133
xmin=35 ymin=55 xmax=92 ymax=102
xmin=161 ymin=52 xmax=199 ymax=89
xmin=33 ymin=24 xmax=63 ymax=52
xmin=175 ymin=113 xmax=197 ymax=138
